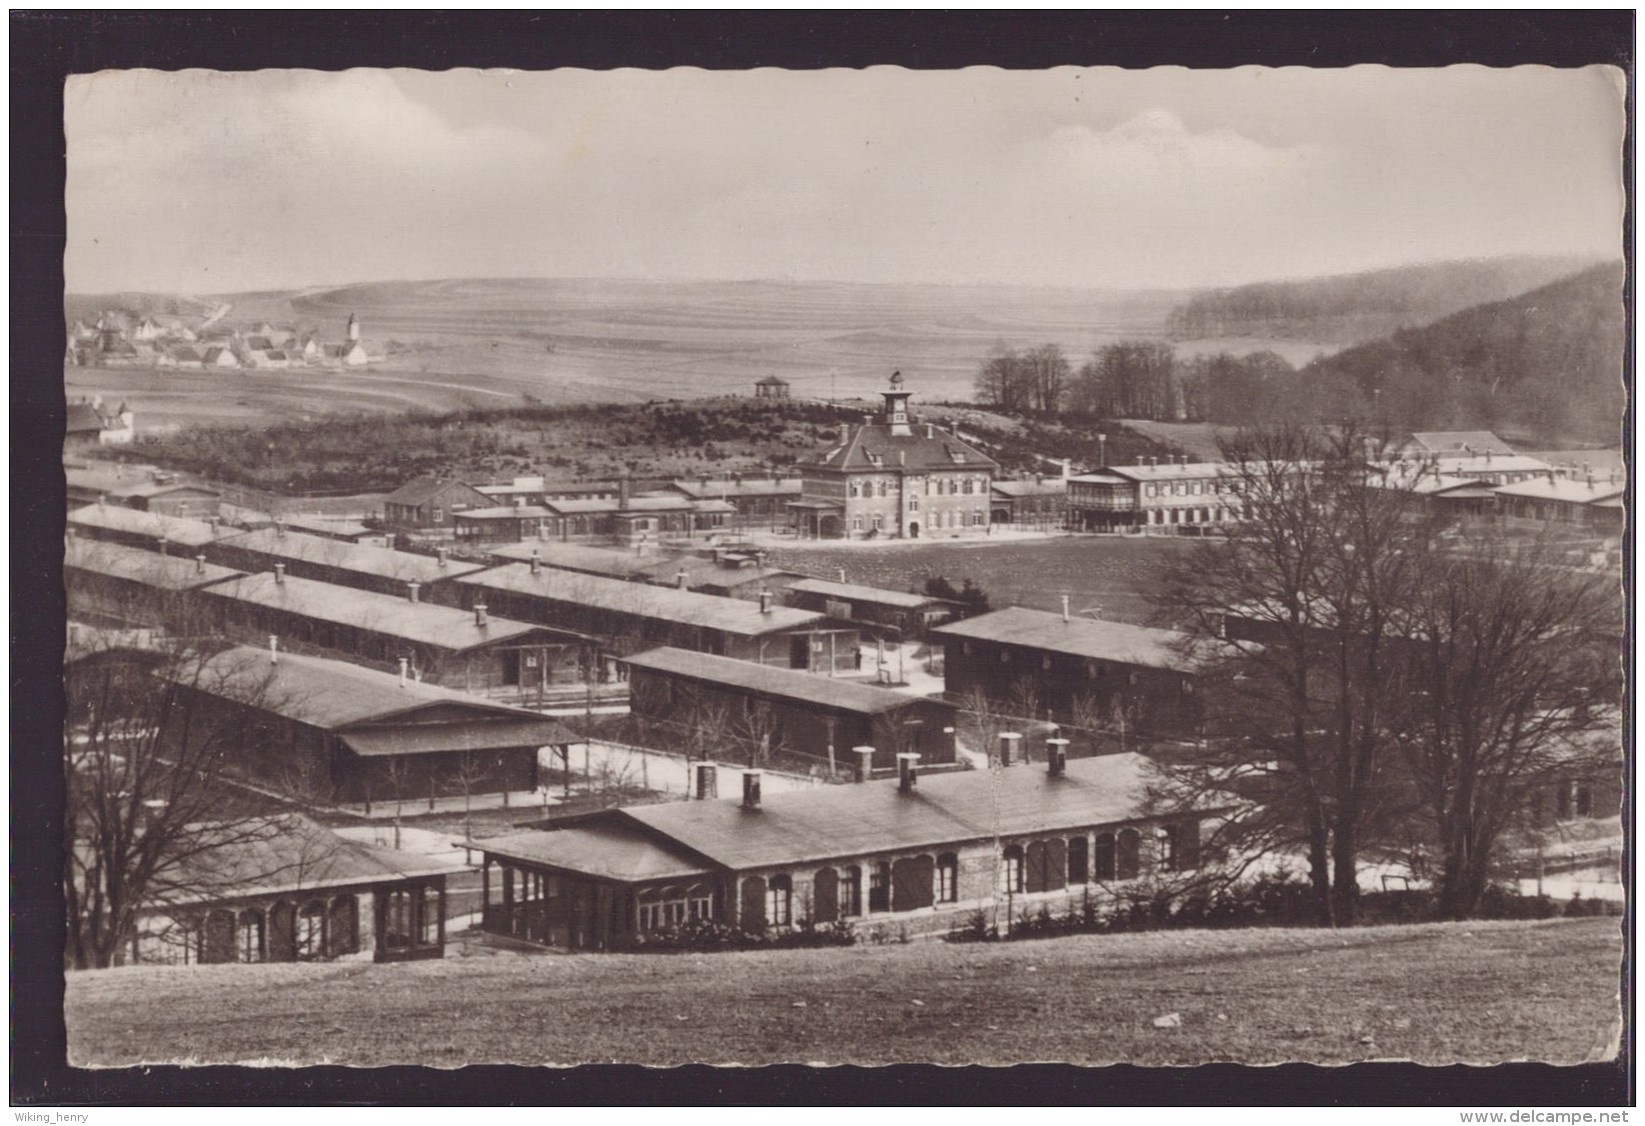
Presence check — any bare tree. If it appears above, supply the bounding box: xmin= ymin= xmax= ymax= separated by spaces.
xmin=383 ymin=755 xmax=416 ymax=850
xmin=1391 ymin=538 xmax=1621 ymax=917
xmin=64 ymin=639 xmax=291 ymax=969
xmin=958 ymin=685 xmax=1006 ymax=766
xmin=1155 ymin=423 xmax=1434 ymax=925
xmin=734 ymin=698 xmax=784 ymax=768
xmin=446 ymin=750 xmax=494 ymax=844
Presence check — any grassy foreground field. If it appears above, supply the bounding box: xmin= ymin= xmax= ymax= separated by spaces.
xmin=66 ymin=918 xmax=1620 ymax=1068
xmin=767 ymin=534 xmax=1196 ymax=624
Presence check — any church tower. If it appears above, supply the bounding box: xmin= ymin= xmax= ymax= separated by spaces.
xmin=347 ymin=312 xmax=361 ymax=342
xmin=881 ymin=370 xmax=913 ymax=436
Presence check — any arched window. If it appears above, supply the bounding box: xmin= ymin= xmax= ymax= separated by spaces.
xmin=936 ymin=853 xmax=959 ymax=903
xmin=328 ymin=895 xmax=359 ymax=957
xmin=813 ymin=868 xmax=840 ymax=922
xmin=297 ymin=899 xmax=328 ymax=960
xmin=766 ymin=875 xmax=793 ymax=927
xmin=868 ymin=862 xmax=891 ymax=913
xmin=1117 ymin=828 xmax=1142 ymax=881
xmin=842 ymin=866 xmax=863 ymax=917
xmin=1002 ymin=845 xmax=1025 ymax=894
xmin=1093 ymin=833 xmax=1117 ymax=882
xmin=202 ymin=909 xmax=236 ymax=964
xmin=1068 ymin=836 xmax=1090 ymax=884
xmin=237 ymin=908 xmax=265 ymax=963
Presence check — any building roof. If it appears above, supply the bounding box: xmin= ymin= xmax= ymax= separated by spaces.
xmin=931 ymin=606 xmax=1193 ymax=671
xmin=991 ymin=478 xmax=1069 ymax=498
xmin=633 ymin=559 xmax=798 ymax=592
xmin=1431 ymin=455 xmax=1552 ymax=477
xmin=166 ymin=644 xmax=535 ymax=731
xmin=669 ymin=477 xmax=803 ymax=500
xmin=1071 ymin=461 xmax=1240 ymax=484
xmin=275 ymin=515 xmax=375 ymax=540
xmin=622 ymin=646 xmax=953 ymax=717
xmin=154 ymin=814 xmax=468 ymax=908
xmin=1369 ymin=467 xmax=1499 ymax=498
xmin=488 ymin=540 xmax=659 ymax=577
xmin=200 ymin=571 xmax=575 ymax=651
xmin=622 ymin=753 xmax=1162 ymax=871
xmin=481 ymin=823 xmax=714 ymax=883
xmin=457 ymin=563 xmax=828 ymax=637
xmin=66 ymin=402 xmax=109 ymax=433
xmin=1491 ymin=476 xmax=1626 ymax=505
xmin=541 ymin=495 xmax=735 ymax=516
xmin=215 ymin=527 xmax=489 ymax=585
xmin=784 ymin=578 xmax=950 ymax=611
xmin=67 ymin=504 xmax=242 ymax=548
xmin=1406 ymin=431 xmax=1518 ymax=456
xmin=811 ymin=420 xmax=998 ymax=475
xmin=455 ymin=505 xmax=558 ymax=521
xmin=65 ymin=537 xmax=244 ymax=590
xmin=340 ymin=717 xmax=576 ymax=758
xmin=384 ymin=475 xmax=487 ymax=508
xmin=756 ymin=375 xmax=791 ymax=386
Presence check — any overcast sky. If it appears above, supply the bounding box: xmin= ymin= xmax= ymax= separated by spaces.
xmin=65 ymin=65 xmax=1624 ymax=295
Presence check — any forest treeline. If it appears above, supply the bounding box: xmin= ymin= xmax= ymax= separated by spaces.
xmin=976 ymin=262 xmax=1623 ymax=445
xmin=1162 ymin=254 xmax=1601 ymax=344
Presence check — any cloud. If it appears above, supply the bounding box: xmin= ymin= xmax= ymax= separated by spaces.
xmin=1028 ymin=109 xmax=1323 ymax=192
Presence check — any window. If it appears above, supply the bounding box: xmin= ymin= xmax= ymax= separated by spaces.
xmin=1093 ymin=833 xmax=1117 ymax=881
xmin=843 ymin=866 xmax=863 ymax=917
xmin=764 ymin=876 xmax=793 ymax=927
xmin=909 ymin=497 xmax=918 ymax=511
xmin=433 ymin=507 xmax=444 ymax=524
xmin=1117 ymin=828 xmax=1142 ymax=880
xmin=1068 ymin=837 xmax=1089 ymax=883
xmin=1146 ymin=484 xmax=1157 ymax=498
xmin=1002 ymin=846 xmax=1025 ymax=894
xmin=1575 ymin=783 xmax=1594 ymax=818
xmin=238 ymin=909 xmax=265 ymax=963
xmin=872 ymin=514 xmax=883 ymax=531
xmin=877 ymin=482 xmax=888 ymax=498
xmin=849 ymin=483 xmax=860 ymax=498
xmin=851 ymin=516 xmax=864 ymax=532
xmin=297 ymin=899 xmax=327 ymax=960
xmin=420 ymin=885 xmax=443 ymax=946
xmin=963 ymin=479 xmax=974 ymax=495
xmin=936 ymin=853 xmax=959 ymax=903
xmin=868 ymin=862 xmax=891 ymax=913
xmin=1556 ymin=785 xmax=1572 ymax=819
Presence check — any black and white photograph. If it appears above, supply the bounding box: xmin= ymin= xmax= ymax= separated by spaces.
xmin=22 ymin=12 xmax=1630 ymax=1098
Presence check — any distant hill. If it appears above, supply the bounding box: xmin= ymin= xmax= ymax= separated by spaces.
xmin=1299 ymin=261 xmax=1625 ymax=446
xmin=1164 ymin=256 xmax=1604 ymax=346
xmin=64 ymin=291 xmax=222 ymax=327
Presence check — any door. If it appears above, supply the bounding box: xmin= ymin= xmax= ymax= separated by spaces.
xmin=790 ymin=635 xmax=810 ymax=669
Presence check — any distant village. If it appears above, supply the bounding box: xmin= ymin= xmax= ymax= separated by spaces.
xmin=62 ymin=368 xmax=1622 ymax=972
xmin=65 ymin=306 xmax=377 ymax=370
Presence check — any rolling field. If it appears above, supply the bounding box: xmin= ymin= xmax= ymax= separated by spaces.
xmin=60 ymin=277 xmax=1345 ymax=432
xmin=767 ymin=534 xmax=1197 ymax=625
xmin=64 ymin=917 xmax=1622 ymax=1067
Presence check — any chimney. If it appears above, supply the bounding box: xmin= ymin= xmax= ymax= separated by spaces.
xmin=999 ymin=732 xmax=1022 ymax=767
xmin=926 ymin=423 xmax=935 ymax=438
xmin=195 ymin=553 xmax=206 ymax=574
xmin=898 ymin=450 xmax=906 ymax=467
xmin=853 ymin=746 xmax=876 ymax=781
xmin=759 ymin=590 xmax=773 ymax=614
xmin=210 ymin=516 xmax=221 ymax=534
xmin=897 ymin=752 xmax=920 ymax=793
xmin=1046 ymin=738 xmax=1070 ymax=777
xmin=98 ymin=493 xmax=107 ymax=508
xmin=618 ymin=470 xmax=631 ymax=512
xmin=1062 ymin=457 xmax=1072 ymax=480
xmin=399 ymin=657 xmax=409 ymax=687
xmin=157 ymin=536 xmax=169 ymax=557
xmin=695 ymin=762 xmax=718 ymax=800
xmin=1098 ymin=434 xmax=1108 ymax=468
xmin=529 ymin=551 xmax=540 ymax=575
xmin=1034 ymin=472 xmax=1043 ymax=487
xmin=407 ymin=580 xmax=421 ymax=603
xmin=676 ymin=570 xmax=689 ymax=589
xmin=474 ymin=602 xmax=488 ymax=628
xmin=275 ymin=520 xmax=285 ymax=540
xmin=1061 ymin=594 xmax=1070 ymax=623
xmin=838 ymin=567 xmax=847 ymax=583
xmin=268 ymin=635 xmax=279 ymax=664
xmin=741 ymin=770 xmax=763 ymax=810
xmin=437 ymin=547 xmax=448 ymax=568
xmin=274 ymin=562 xmax=286 ymax=585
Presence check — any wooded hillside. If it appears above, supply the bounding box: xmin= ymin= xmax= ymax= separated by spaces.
xmin=1165 ymin=255 xmax=1602 ymax=345
xmin=1298 ymin=261 xmax=1625 ymax=445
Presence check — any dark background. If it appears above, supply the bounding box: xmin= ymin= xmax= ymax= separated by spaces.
xmin=11 ymin=10 xmax=1633 ymax=1107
